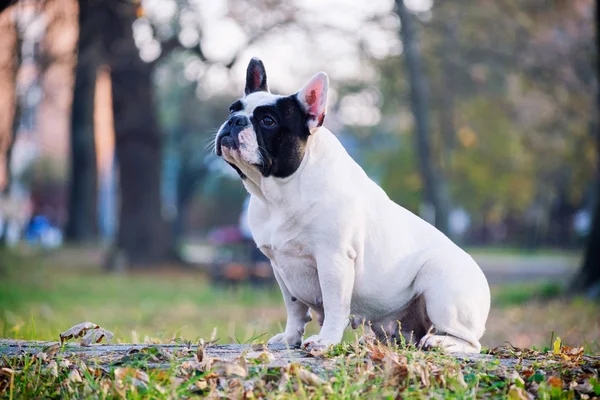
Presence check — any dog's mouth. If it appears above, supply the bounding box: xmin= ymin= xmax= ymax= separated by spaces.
xmin=216 ymin=132 xmax=238 ymax=157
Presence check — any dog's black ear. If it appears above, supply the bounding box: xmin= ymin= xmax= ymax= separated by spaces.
xmin=245 ymin=57 xmax=269 ymax=95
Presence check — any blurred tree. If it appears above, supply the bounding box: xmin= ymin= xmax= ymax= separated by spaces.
xmin=65 ymin=0 xmax=103 ymax=242
xmin=102 ymin=0 xmax=169 ymax=268
xmin=395 ymin=0 xmax=450 ymax=234
xmin=571 ymin=0 xmax=599 ymax=298
xmin=510 ymin=0 xmax=595 ymax=246
xmin=365 ymin=0 xmax=594 ymax=246
xmin=36 ymin=0 xmax=78 ymax=234
xmin=140 ymin=0 xmax=299 ymax=249
xmin=0 ymin=4 xmax=18 ymax=193
xmin=157 ymin=81 xmax=231 ymax=242
xmin=65 ymin=0 xmax=297 ymax=267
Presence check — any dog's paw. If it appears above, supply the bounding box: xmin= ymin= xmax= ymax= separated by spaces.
xmin=301 ymin=335 xmax=339 ymax=351
xmin=267 ymin=333 xmax=302 ymax=347
xmin=419 ymin=334 xmax=481 ymax=354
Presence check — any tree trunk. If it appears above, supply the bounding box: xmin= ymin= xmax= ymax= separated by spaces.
xmin=396 ymin=0 xmax=450 ymax=235
xmin=104 ymin=1 xmax=168 ymax=268
xmin=438 ymin=15 xmax=457 ymax=173
xmin=0 ymin=5 xmax=18 ymax=193
xmin=571 ymin=0 xmax=600 ymax=297
xmin=65 ymin=0 xmax=99 ymax=241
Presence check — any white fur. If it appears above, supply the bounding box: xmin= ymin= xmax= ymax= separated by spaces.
xmin=217 ymin=71 xmax=490 ymax=354
xmin=241 ymin=92 xmax=282 ymax=116
xmin=237 ymin=127 xmax=261 ymax=165
xmin=235 ymin=128 xmax=490 ymax=354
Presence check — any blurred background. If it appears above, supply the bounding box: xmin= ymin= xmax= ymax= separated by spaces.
xmin=0 ymin=0 xmax=598 ymax=351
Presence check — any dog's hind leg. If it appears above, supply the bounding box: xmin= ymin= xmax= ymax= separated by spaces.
xmin=414 ymin=253 xmax=491 ymax=354
xmin=368 ymin=295 xmax=432 ymax=346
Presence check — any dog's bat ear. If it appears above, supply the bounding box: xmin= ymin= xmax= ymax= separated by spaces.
xmin=296 ymin=72 xmax=328 ymax=130
xmin=245 ymin=57 xmax=269 ymax=95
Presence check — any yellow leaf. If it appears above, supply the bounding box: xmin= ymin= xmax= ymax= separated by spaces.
xmin=553 ymin=337 xmax=562 ymax=355
xmin=507 ymin=385 xmax=530 ymax=400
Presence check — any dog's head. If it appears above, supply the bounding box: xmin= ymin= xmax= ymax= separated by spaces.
xmin=215 ymin=58 xmax=328 ymax=179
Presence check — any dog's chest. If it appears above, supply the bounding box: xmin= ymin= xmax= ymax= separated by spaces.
xmin=249 ymin=203 xmax=322 ymax=306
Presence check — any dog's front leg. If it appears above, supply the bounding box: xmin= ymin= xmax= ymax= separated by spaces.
xmin=302 ymin=251 xmax=355 ymax=350
xmin=268 ymin=267 xmax=311 ymax=347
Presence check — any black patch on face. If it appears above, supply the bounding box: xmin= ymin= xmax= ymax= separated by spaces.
xmin=229 ymin=100 xmax=243 ymax=113
xmin=251 ymin=96 xmax=311 ymax=178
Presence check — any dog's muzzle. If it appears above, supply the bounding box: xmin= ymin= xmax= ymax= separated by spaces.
xmin=216 ymin=114 xmax=251 ymax=156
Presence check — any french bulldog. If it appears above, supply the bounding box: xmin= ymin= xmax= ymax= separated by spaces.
xmin=215 ymin=58 xmax=491 ymax=354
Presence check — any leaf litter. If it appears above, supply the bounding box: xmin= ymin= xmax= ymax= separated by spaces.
xmin=0 ymin=326 xmax=599 ymax=398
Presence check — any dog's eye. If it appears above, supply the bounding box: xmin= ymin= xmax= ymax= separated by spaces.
xmin=261 ymin=116 xmax=276 ymax=127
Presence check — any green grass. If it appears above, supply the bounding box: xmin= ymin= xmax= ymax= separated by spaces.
xmin=1 ymin=335 xmax=599 ymax=399
xmin=491 ymin=281 xmax=564 ymax=306
xmin=1 ymin=248 xmax=599 ymax=349
xmin=1 ymin=248 xmax=600 ymax=399
xmin=0 ymin=249 xmax=291 ymax=344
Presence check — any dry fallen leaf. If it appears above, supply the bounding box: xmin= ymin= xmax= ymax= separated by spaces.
xmin=576 ymin=379 xmax=595 ymax=394
xmin=43 ymin=360 xmax=59 ymax=377
xmin=287 ymin=364 xmax=331 ymax=392
xmin=297 ymin=368 xmax=327 ymax=386
xmin=114 ymin=367 xmax=149 ymax=389
xmin=307 ymin=347 xmax=328 ymax=357
xmin=43 ymin=342 xmax=61 ymax=357
xmin=60 ymin=322 xmax=99 ymax=343
xmin=370 ymin=348 xmax=386 ymax=363
xmin=68 ymin=369 xmax=83 ymax=383
xmin=197 ymin=339 xmax=205 ymax=362
xmin=278 ymin=371 xmax=290 ymax=392
xmin=60 ymin=322 xmax=114 ymax=346
xmin=251 ymin=343 xmax=267 ymax=352
xmin=254 ymin=351 xmax=275 ymax=364
xmin=80 ymin=328 xmax=114 ymax=346
xmin=509 ymin=370 xmax=525 ymax=386
xmin=418 ymin=363 xmax=431 ymax=387
xmin=547 ymin=376 xmax=562 ymax=388
xmin=213 ymin=361 xmax=247 ymax=378
xmin=196 ymin=380 xmax=208 ymax=390
xmin=455 ymin=367 xmax=468 ymax=389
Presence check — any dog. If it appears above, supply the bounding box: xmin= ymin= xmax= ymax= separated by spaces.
xmin=215 ymin=58 xmax=491 ymax=354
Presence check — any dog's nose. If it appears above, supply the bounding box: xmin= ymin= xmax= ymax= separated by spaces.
xmin=228 ymin=114 xmax=250 ymax=128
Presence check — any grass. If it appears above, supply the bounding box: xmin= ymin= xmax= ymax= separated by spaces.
xmin=1 ymin=248 xmax=598 ymax=349
xmin=1 ymin=248 xmax=599 ymax=399
xmin=491 ymin=281 xmax=565 ymax=306
xmin=1 ymin=333 xmax=599 ymax=399
xmin=0 ymin=250 xmax=292 ymax=344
